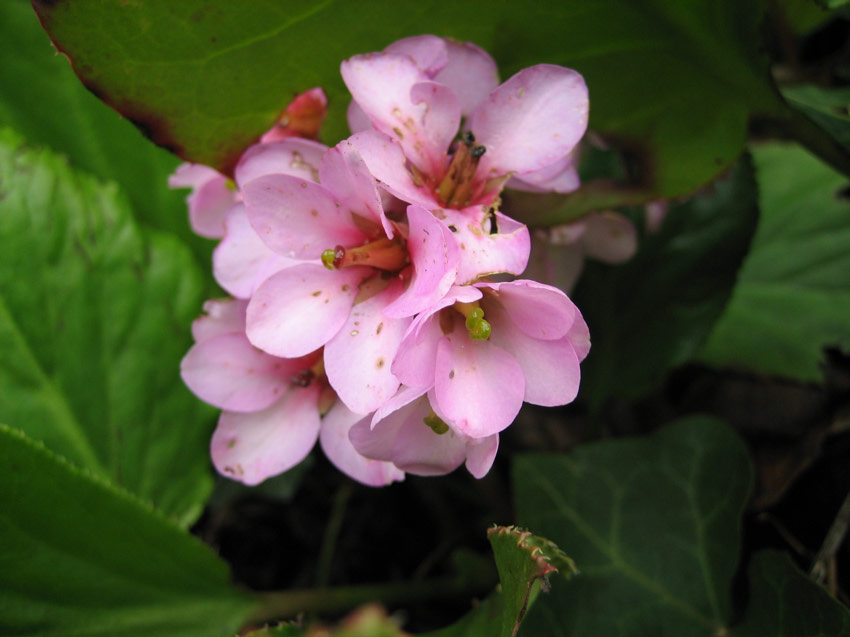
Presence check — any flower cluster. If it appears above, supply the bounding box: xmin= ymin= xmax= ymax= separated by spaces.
xmin=174 ymin=35 xmax=591 ymax=486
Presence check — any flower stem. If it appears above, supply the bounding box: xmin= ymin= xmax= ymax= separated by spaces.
xmin=245 ymin=576 xmax=495 ymax=626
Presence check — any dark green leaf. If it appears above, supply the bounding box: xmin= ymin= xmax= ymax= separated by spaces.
xmin=0 ymin=128 xmax=213 ymax=524
xmin=34 ymin=0 xmax=787 ymax=202
xmin=699 ymin=144 xmax=850 ymax=381
xmin=784 ymin=85 xmax=850 ymax=154
xmin=514 ymin=416 xmax=753 ymax=636
xmin=731 ymin=550 xmax=850 ymax=636
xmin=0 ymin=424 xmax=256 ymax=636
xmin=574 ymin=156 xmax=758 ymax=409
xmin=0 ymin=2 xmax=211 ymax=263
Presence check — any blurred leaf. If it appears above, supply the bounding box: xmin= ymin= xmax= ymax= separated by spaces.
xmin=784 ymin=85 xmax=850 ymax=152
xmin=514 ymin=416 xmax=752 ymax=636
xmin=731 ymin=550 xmax=850 ymax=636
xmin=0 ymin=128 xmax=213 ymax=524
xmin=574 ymin=156 xmax=758 ymax=409
xmin=33 ymin=0 xmax=790 ymax=203
xmin=0 ymin=424 xmax=256 ymax=636
xmin=419 ymin=594 xmax=502 ymax=637
xmin=0 ymin=2 xmax=211 ymax=264
xmin=699 ymin=144 xmax=850 ymax=381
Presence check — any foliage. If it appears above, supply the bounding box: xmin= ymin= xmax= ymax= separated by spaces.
xmin=0 ymin=1 xmax=848 ymax=636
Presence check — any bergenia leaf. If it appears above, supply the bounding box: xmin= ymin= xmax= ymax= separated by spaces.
xmin=0 ymin=2 xmax=209 ymax=263
xmin=32 ymin=0 xmax=798 ymax=203
xmin=574 ymin=156 xmax=758 ymax=409
xmin=700 ymin=143 xmax=850 ymax=381
xmin=0 ymin=424 xmax=256 ymax=637
xmin=0 ymin=128 xmax=213 ymax=524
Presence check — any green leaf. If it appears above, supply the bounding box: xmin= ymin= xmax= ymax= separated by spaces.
xmin=732 ymin=550 xmax=850 ymax=636
xmin=33 ymin=0 xmax=789 ymax=201
xmin=699 ymin=144 xmax=850 ymax=381
xmin=418 ymin=594 xmax=503 ymax=637
xmin=784 ymin=85 xmax=850 ymax=154
xmin=514 ymin=416 xmax=753 ymax=636
xmin=0 ymin=424 xmax=256 ymax=636
xmin=0 ymin=2 xmax=210 ymax=263
xmin=0 ymin=128 xmax=213 ymax=524
xmin=574 ymin=156 xmax=758 ymax=409
xmin=487 ymin=526 xmax=578 ymax=637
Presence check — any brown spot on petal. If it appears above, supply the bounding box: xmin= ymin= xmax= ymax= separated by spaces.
xmin=310 ymin=209 xmax=319 ymax=216
xmin=227 ymin=438 xmax=237 ymax=449
xmin=311 ymin=290 xmax=322 ymax=297
xmin=342 ymin=284 xmax=350 ymax=292
xmin=376 ymin=322 xmax=384 ymax=335
xmin=376 ymin=357 xmax=385 ymax=369
xmin=449 ymin=370 xmax=455 ymax=379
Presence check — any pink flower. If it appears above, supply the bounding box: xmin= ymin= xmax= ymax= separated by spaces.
xmin=341 ymin=35 xmax=589 ymax=282
xmin=169 ymin=88 xmax=328 ymax=240
xmin=526 ymin=211 xmax=638 ymax=293
xmin=391 ymin=280 xmax=590 ymax=439
xmin=241 ymin=140 xmax=460 ymax=414
xmin=348 ymin=385 xmax=499 ymax=478
xmin=180 ymin=298 xmax=403 ymax=486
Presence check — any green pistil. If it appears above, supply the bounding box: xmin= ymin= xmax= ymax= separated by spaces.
xmin=321 ymin=249 xmax=337 ymax=270
xmin=225 ymin=178 xmax=238 ymax=191
xmin=424 ymin=412 xmax=449 ymax=435
xmin=464 ymin=307 xmax=492 ymax=340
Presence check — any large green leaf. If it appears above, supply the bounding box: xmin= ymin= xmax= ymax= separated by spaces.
xmin=0 ymin=128 xmax=213 ymax=524
xmin=514 ymin=416 xmax=752 ymax=636
xmin=574 ymin=156 xmax=758 ymax=409
xmin=0 ymin=424 xmax=255 ymax=636
xmin=33 ymin=0 xmax=792 ymax=204
xmin=699 ymin=144 xmax=850 ymax=381
xmin=732 ymin=550 xmax=850 ymax=637
xmin=0 ymin=1 xmax=210 ymax=263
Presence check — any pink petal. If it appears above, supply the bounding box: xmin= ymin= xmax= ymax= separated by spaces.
xmin=581 ymin=212 xmax=638 ymax=264
xmin=465 ymin=434 xmax=499 ymax=479
xmin=246 ymin=264 xmax=369 ymax=358
xmin=408 ymin=80 xmax=461 ymax=174
xmin=319 ymin=401 xmax=405 ymax=486
xmin=319 ymin=140 xmax=394 ymax=238
xmin=324 ymin=280 xmax=411 ymax=414
xmin=391 ymin=285 xmax=483 ymax=389
xmin=470 ymin=64 xmax=589 ymax=178
xmin=181 ymin=332 xmax=304 ymax=412
xmin=169 ymin=163 xmax=234 ymax=239
xmin=260 ymin=88 xmax=328 ymax=142
xmin=191 ymin=298 xmax=247 ymax=343
xmin=440 ymin=206 xmax=530 ymax=283
xmin=507 ymin=154 xmax=581 ymax=194
xmin=235 ymin=138 xmax=326 ymax=188
xmin=385 ymin=35 xmax=448 ymax=76
xmin=488 ymin=305 xmax=581 ymax=407
xmin=370 ymin=384 xmax=429 ymax=429
xmin=390 ymin=399 xmax=468 ymax=476
xmin=350 ymin=407 xmax=407 ymax=461
xmin=525 ymin=230 xmax=586 ymax=294
xmin=433 ymin=322 xmax=525 ymax=438
xmin=342 ymin=53 xmax=457 ymax=176
xmin=434 ymin=40 xmax=499 ymax=116
xmin=210 ymin=385 xmax=320 ymax=486
xmin=567 ymin=309 xmax=591 ymax=362
xmin=382 ymin=205 xmax=459 ymax=319
xmin=348 ymin=130 xmax=437 ymax=209
xmin=243 ymin=174 xmax=367 ymax=259
xmin=213 ymin=204 xmax=297 ymax=299
xmin=481 ymin=279 xmax=577 ymax=340
xmin=347 ymin=101 xmax=373 ymax=135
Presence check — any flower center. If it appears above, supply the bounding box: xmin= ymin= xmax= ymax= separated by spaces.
xmin=321 ymin=237 xmax=410 ymax=272
xmin=440 ymin=300 xmax=492 ymax=340
xmin=436 ymin=131 xmax=486 ymax=209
